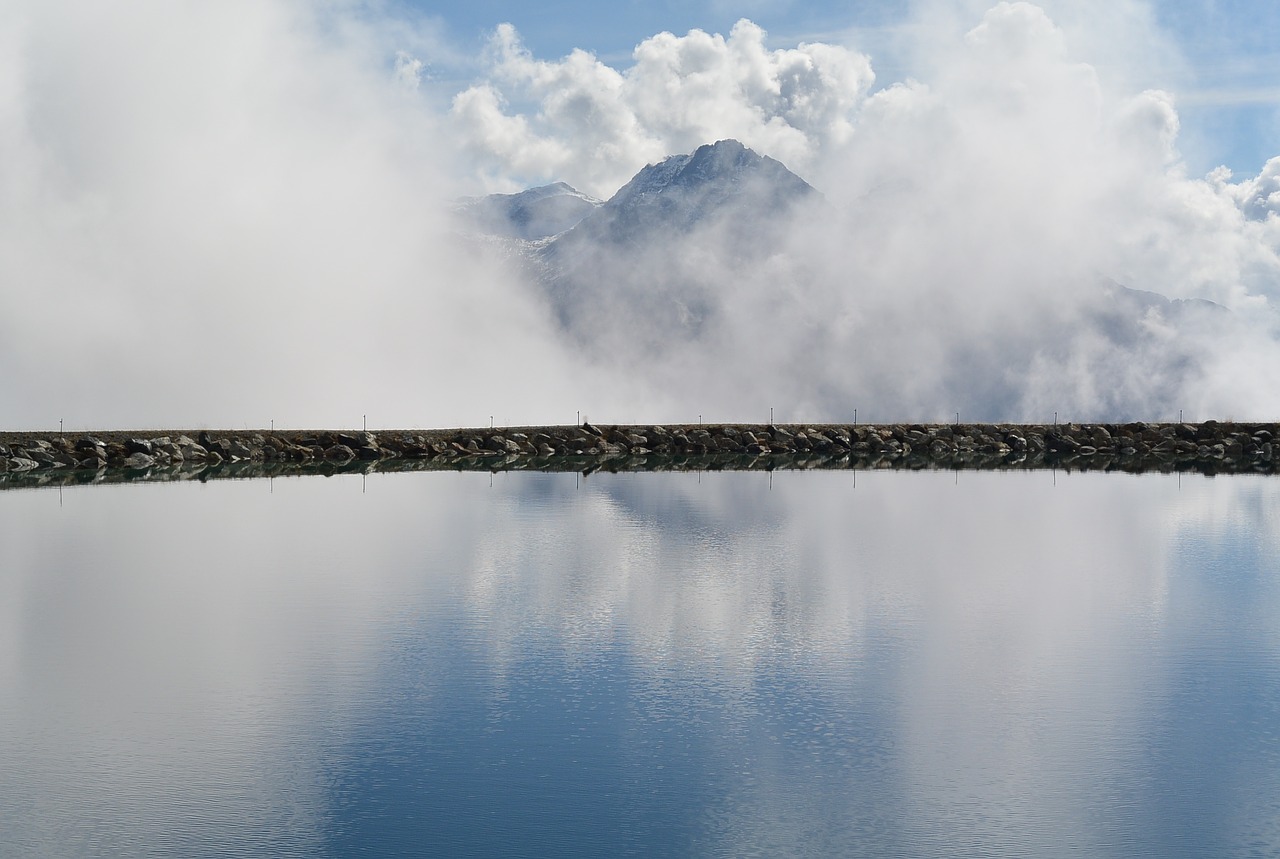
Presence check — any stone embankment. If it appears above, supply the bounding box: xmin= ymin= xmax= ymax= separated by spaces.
xmin=2 ymin=421 xmax=1278 ymax=489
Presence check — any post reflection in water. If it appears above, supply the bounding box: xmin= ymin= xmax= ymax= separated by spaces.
xmin=1 ymin=468 xmax=1278 ymax=857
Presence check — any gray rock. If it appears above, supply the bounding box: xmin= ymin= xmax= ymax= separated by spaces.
xmin=179 ymin=441 xmax=209 ymax=460
xmin=50 ymin=451 xmax=79 ymax=468
xmin=22 ymin=448 xmax=57 ymax=465
xmin=338 ymin=432 xmax=378 ymax=449
xmin=228 ymin=441 xmax=255 ymax=461
xmin=324 ymin=444 xmax=355 ymax=462
xmin=124 ymin=452 xmax=155 ymax=469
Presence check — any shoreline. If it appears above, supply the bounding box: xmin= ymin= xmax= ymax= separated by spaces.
xmin=2 ymin=421 xmax=1277 ymax=489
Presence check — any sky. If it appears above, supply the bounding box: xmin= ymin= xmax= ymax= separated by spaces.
xmin=403 ymin=0 xmax=1280 ymax=183
xmin=2 ymin=0 xmax=1280 ymax=430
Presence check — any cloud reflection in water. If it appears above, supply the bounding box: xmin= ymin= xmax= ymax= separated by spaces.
xmin=1 ymin=469 xmax=1277 ymax=856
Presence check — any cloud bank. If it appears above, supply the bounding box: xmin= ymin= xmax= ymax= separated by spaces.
xmin=455 ymin=2 xmax=1280 ymax=423
xmin=0 ymin=0 xmax=620 ymax=431
xmin=2 ymin=0 xmax=1279 ymax=429
xmin=451 ymin=18 xmax=875 ymax=198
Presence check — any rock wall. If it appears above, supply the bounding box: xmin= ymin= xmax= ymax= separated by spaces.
xmin=2 ymin=421 xmax=1277 ymax=489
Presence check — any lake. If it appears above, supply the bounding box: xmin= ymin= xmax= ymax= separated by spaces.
xmin=2 ymin=468 xmax=1278 ymax=857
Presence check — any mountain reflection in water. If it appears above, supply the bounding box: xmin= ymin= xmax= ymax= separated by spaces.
xmin=2 ymin=470 xmax=1278 ymax=857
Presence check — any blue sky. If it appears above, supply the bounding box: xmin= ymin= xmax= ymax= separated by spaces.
xmin=401 ymin=0 xmax=1280 ymax=178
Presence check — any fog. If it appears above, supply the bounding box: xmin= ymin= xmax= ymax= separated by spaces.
xmin=457 ymin=1 xmax=1280 ymax=423
xmin=3 ymin=0 xmax=1279 ymax=429
xmin=0 ymin=0 xmax=621 ymax=431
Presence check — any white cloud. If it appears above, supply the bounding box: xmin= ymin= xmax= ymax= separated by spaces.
xmin=394 ymin=51 xmax=425 ymax=89
xmin=451 ymin=19 xmax=874 ymax=197
xmin=3 ymin=0 xmax=1280 ymax=429
xmin=448 ymin=2 xmax=1280 ymax=423
xmin=0 ymin=0 xmax=628 ymax=431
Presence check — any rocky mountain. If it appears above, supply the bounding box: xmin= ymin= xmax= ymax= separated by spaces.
xmin=454 ymin=142 xmax=1229 ymax=421
xmin=549 ymin=138 xmax=815 ymax=247
xmin=455 ymin=182 xmax=600 ymax=241
xmin=534 ymin=140 xmax=821 ymax=348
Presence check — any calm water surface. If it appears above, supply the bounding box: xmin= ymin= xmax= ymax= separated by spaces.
xmin=2 ymin=469 xmax=1279 ymax=857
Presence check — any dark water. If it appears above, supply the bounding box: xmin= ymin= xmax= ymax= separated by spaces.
xmin=3 ymin=469 xmax=1279 ymax=857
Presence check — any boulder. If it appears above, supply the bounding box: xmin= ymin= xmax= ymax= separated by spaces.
xmin=124 ymin=452 xmax=154 ymax=469
xmin=323 ymin=444 xmax=355 ymax=462
xmin=179 ymin=441 xmax=209 ymax=460
xmin=227 ymin=441 xmax=255 ymax=461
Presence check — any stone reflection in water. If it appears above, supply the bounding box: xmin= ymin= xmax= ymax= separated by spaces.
xmin=1 ymin=469 xmax=1278 ymax=857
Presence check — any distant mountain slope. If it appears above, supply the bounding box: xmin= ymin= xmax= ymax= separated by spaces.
xmin=456 ymin=182 xmax=600 ymax=241
xmin=451 ymin=142 xmax=1236 ymax=422
xmin=532 ymin=139 xmax=822 ymax=348
xmin=555 ymin=138 xmax=815 ymax=245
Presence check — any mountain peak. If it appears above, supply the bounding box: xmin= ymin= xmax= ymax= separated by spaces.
xmin=576 ymin=139 xmax=815 ymax=241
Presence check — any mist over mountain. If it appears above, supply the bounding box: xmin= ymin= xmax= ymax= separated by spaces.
xmin=5 ymin=1 xmax=1280 ymax=429
xmin=455 ymin=183 xmax=600 ymax=241
xmin=459 ymin=139 xmax=1247 ymax=423
xmin=555 ymin=139 xmax=815 ymax=242
xmin=467 ymin=139 xmax=823 ymax=357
